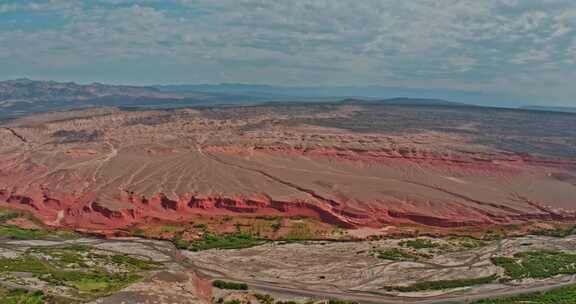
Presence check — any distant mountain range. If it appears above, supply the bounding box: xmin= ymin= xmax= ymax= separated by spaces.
xmin=0 ymin=78 xmax=163 ymax=101
xmin=154 ymin=83 xmax=526 ymax=107
xmin=0 ymin=79 xmax=259 ymax=118
xmin=1 ymin=79 xmax=574 ymax=119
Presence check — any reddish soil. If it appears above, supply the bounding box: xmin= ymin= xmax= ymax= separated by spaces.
xmin=1 ymin=105 xmax=575 ymax=236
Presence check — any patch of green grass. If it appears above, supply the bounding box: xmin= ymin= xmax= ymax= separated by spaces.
xmin=0 ymin=288 xmax=45 ymax=304
xmin=399 ymin=238 xmax=439 ymax=249
xmin=384 ymin=275 xmax=496 ymax=292
xmin=0 ymin=225 xmax=52 ymax=240
xmin=212 ymin=280 xmax=248 ymax=290
xmin=0 ymin=286 xmax=77 ymax=304
xmin=46 ymin=271 xmax=140 ymax=294
xmin=172 ymin=236 xmax=190 ymax=249
xmin=189 ymin=233 xmax=264 ymax=251
xmin=473 ymin=284 xmax=576 ymax=303
xmin=531 ymin=225 xmax=576 ymax=238
xmin=492 ymin=251 xmax=576 ymax=280
xmin=0 ymin=225 xmax=79 ymax=240
xmin=374 ymin=248 xmax=428 ymax=261
xmin=447 ymin=236 xmax=489 ymax=249
xmin=0 ymin=255 xmax=51 ymax=273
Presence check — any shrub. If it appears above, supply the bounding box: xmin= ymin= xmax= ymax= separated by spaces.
xmin=374 ymin=248 xmax=427 ymax=261
xmin=492 ymin=251 xmax=576 ymax=280
xmin=190 ymin=233 xmax=263 ymax=251
xmin=399 ymin=239 xmax=439 ymax=249
xmin=212 ymin=280 xmax=248 ymax=290
xmin=254 ymin=293 xmax=274 ymax=304
xmin=173 ymin=237 xmax=190 ymax=249
xmin=384 ymin=275 xmax=496 ymax=292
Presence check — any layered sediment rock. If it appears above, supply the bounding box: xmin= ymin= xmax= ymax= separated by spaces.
xmin=1 ymin=105 xmax=575 ymax=234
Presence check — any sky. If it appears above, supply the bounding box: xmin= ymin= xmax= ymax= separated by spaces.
xmin=0 ymin=0 xmax=575 ymax=105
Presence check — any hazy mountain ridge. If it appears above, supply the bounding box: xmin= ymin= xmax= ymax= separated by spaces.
xmin=521 ymin=105 xmax=576 ymax=114
xmin=0 ymin=78 xmax=183 ymax=102
xmin=2 ymin=79 xmax=572 ymax=120
xmin=0 ymin=79 xmax=258 ymax=118
xmin=155 ymin=83 xmax=527 ymax=106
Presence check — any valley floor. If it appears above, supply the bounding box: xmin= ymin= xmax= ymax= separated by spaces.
xmin=2 ymin=232 xmax=576 ymax=303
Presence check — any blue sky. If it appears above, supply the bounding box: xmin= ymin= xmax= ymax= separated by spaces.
xmin=0 ymin=0 xmax=575 ymax=105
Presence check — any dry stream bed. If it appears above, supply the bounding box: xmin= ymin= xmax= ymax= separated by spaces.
xmin=2 ymin=225 xmax=576 ymax=304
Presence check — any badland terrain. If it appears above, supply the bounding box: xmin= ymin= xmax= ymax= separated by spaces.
xmin=1 ymin=80 xmax=576 ymax=303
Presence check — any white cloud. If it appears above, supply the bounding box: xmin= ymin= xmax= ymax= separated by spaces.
xmin=0 ymin=0 xmax=575 ymax=103
xmin=511 ymin=50 xmax=551 ymax=64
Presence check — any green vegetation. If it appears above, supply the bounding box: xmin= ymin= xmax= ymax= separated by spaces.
xmin=271 ymin=222 xmax=282 ymax=232
xmin=46 ymin=271 xmax=140 ymax=294
xmin=172 ymin=236 xmax=191 ymax=249
xmin=0 ymin=225 xmax=52 ymax=240
xmin=531 ymin=225 xmax=576 ymax=238
xmin=0 ymin=208 xmax=78 ymax=241
xmin=212 ymin=280 xmax=248 ymax=290
xmin=492 ymin=251 xmax=576 ymax=280
xmin=188 ymin=232 xmax=264 ymax=251
xmin=399 ymin=238 xmax=439 ymax=249
xmin=0 ymin=288 xmax=46 ymax=304
xmin=0 ymin=243 xmax=162 ymax=301
xmin=384 ymin=275 xmax=496 ymax=292
xmin=0 ymin=255 xmax=50 ymax=273
xmin=327 ymin=299 xmax=358 ymax=304
xmin=0 ymin=254 xmax=142 ymax=296
xmin=446 ymin=236 xmax=488 ymax=249
xmin=109 ymin=254 xmax=162 ymax=271
xmin=193 ymin=223 xmax=208 ymax=230
xmin=0 ymin=225 xmax=78 ymax=240
xmin=31 ymin=245 xmax=160 ymax=272
xmin=373 ymin=248 xmax=428 ymax=261
xmin=0 ymin=210 xmax=21 ymax=224
xmin=31 ymin=245 xmax=91 ymax=267
xmin=473 ymin=284 xmax=576 ymax=304
xmin=132 ymin=228 xmax=145 ymax=237
xmin=254 ymin=293 xmax=275 ymax=304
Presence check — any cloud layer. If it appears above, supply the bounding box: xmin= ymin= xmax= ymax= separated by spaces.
xmin=0 ymin=0 xmax=575 ymax=104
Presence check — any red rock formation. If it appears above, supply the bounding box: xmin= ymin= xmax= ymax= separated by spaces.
xmin=1 ymin=106 xmax=575 ymax=236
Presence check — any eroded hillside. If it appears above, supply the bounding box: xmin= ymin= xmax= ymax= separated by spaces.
xmin=1 ymin=103 xmax=575 ymax=236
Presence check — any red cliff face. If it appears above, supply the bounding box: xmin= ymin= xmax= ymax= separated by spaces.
xmin=1 ymin=181 xmax=575 ymax=233
xmin=1 ymin=144 xmax=576 ymax=233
